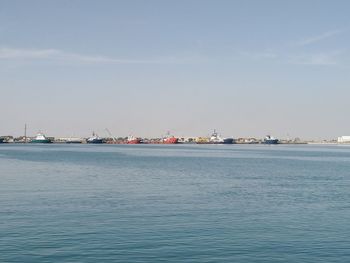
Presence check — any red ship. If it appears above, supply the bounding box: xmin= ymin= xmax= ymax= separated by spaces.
xmin=162 ymin=132 xmax=179 ymax=144
xmin=163 ymin=137 xmax=178 ymax=144
xmin=127 ymin=136 xmax=142 ymax=144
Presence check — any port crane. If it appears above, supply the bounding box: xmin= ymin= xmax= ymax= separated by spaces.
xmin=105 ymin=128 xmax=117 ymax=142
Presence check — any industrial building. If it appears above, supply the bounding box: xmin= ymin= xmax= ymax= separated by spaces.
xmin=337 ymin=136 xmax=350 ymax=143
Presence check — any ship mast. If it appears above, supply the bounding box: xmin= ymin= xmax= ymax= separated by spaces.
xmin=24 ymin=123 xmax=27 ymax=143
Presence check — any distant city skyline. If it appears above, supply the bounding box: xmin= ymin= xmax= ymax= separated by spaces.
xmin=1 ymin=0 xmax=350 ymax=140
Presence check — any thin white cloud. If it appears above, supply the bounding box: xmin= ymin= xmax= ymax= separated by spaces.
xmin=295 ymin=29 xmax=343 ymax=46
xmin=240 ymin=50 xmax=278 ymax=60
xmin=288 ymin=51 xmax=342 ymax=66
xmin=0 ymin=47 xmax=195 ymax=64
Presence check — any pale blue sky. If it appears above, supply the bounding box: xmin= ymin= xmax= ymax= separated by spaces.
xmin=1 ymin=0 xmax=350 ymax=139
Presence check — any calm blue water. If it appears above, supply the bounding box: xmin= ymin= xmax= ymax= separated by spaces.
xmin=1 ymin=144 xmax=350 ymax=262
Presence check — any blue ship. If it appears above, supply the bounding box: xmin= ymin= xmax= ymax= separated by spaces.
xmin=87 ymin=132 xmax=104 ymax=144
xmin=263 ymin=135 xmax=279 ymax=144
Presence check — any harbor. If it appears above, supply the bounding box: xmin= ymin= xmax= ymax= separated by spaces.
xmin=0 ymin=128 xmax=345 ymax=145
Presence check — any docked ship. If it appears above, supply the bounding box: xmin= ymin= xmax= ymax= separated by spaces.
xmin=65 ymin=138 xmax=83 ymax=144
xmin=209 ymin=130 xmax=235 ymax=144
xmin=127 ymin=136 xmax=142 ymax=144
xmin=162 ymin=132 xmax=178 ymax=144
xmin=31 ymin=132 xmax=52 ymax=143
xmin=263 ymin=135 xmax=279 ymax=144
xmin=196 ymin=137 xmax=210 ymax=144
xmin=163 ymin=137 xmax=178 ymax=144
xmin=86 ymin=132 xmax=104 ymax=144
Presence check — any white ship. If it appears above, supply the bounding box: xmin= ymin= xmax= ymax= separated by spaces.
xmin=209 ymin=130 xmax=234 ymax=144
xmin=31 ymin=132 xmax=52 ymax=143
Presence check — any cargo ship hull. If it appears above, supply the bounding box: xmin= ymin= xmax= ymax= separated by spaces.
xmin=223 ymin=138 xmax=235 ymax=144
xmin=87 ymin=139 xmax=103 ymax=144
xmin=205 ymin=139 xmax=235 ymax=144
xmin=264 ymin=139 xmax=279 ymax=144
xmin=127 ymin=139 xmax=142 ymax=144
xmin=31 ymin=139 xmax=52 ymax=143
xmin=66 ymin=141 xmax=82 ymax=144
xmin=163 ymin=137 xmax=178 ymax=144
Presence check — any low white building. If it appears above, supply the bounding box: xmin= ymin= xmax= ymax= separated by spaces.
xmin=337 ymin=136 xmax=350 ymax=143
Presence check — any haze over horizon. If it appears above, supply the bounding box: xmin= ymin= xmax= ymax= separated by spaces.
xmin=1 ymin=0 xmax=350 ymax=140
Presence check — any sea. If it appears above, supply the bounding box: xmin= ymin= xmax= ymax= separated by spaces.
xmin=1 ymin=144 xmax=350 ymax=262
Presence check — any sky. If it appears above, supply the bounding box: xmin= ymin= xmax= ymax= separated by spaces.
xmin=1 ymin=0 xmax=350 ymax=139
